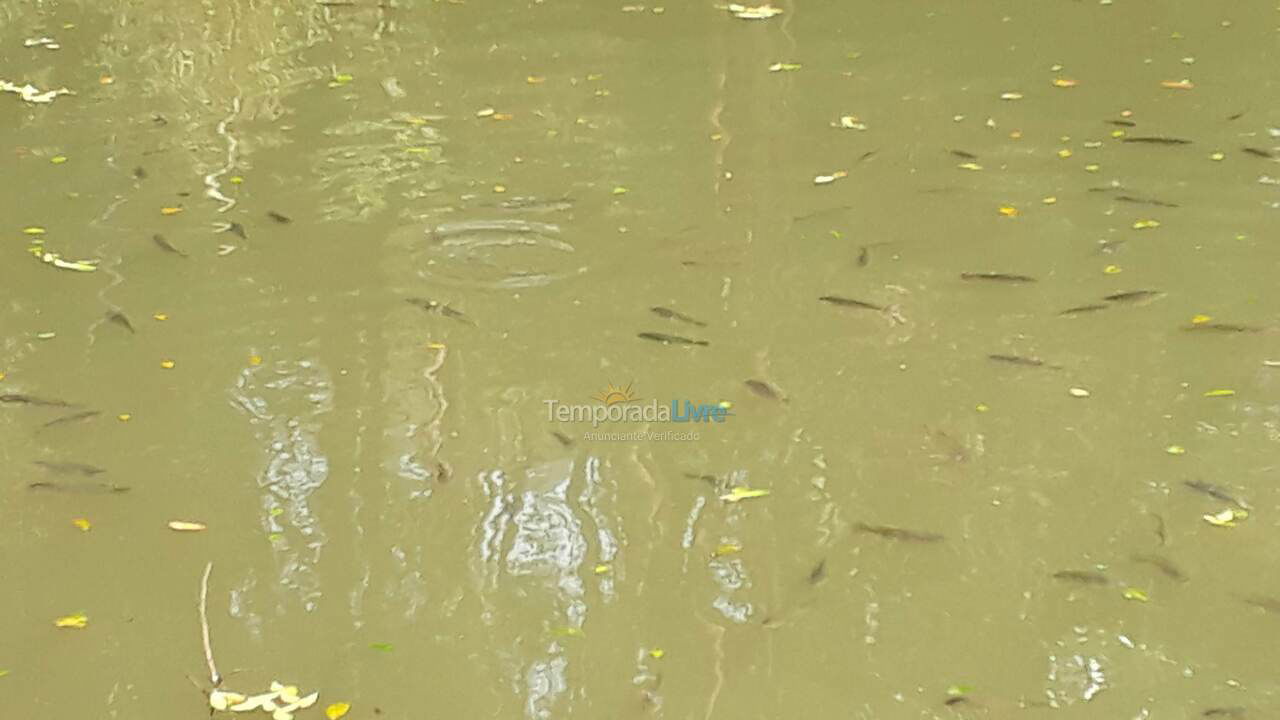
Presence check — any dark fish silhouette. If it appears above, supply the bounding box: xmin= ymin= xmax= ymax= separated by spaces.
xmin=960 ymin=272 xmax=1036 ymax=283
xmin=1 ymin=393 xmax=78 ymax=408
xmin=744 ymin=379 xmax=785 ymax=401
xmin=650 ymin=306 xmax=707 ymax=327
xmin=106 ymin=311 xmax=135 ymax=334
xmin=1183 ymin=480 xmax=1250 ymax=509
xmin=152 ymin=233 xmax=188 ymax=257
xmin=42 ymin=410 xmax=101 ymax=429
xmin=1052 ymin=570 xmax=1110 ymax=585
xmin=1104 ymin=290 xmax=1163 ymax=303
xmin=28 ymin=480 xmax=130 ymax=494
xmin=34 ymin=460 xmax=106 ymax=476
xmin=406 ymin=298 xmax=475 ymax=325
xmin=819 ymin=296 xmax=885 ymax=311
xmin=267 ymin=210 xmax=293 ymax=224
xmin=1060 ymin=304 xmax=1109 ymax=316
xmin=1122 ymin=136 xmax=1192 ymax=145
xmin=637 ymin=332 xmax=708 ymax=346
xmin=854 ymin=522 xmax=944 ymax=543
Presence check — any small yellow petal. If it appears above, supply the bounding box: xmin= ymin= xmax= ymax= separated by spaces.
xmin=1132 ymin=219 xmax=1160 ymax=230
xmin=153 ymin=313 xmax=168 ymax=321
xmin=998 ymin=206 xmax=1019 ymax=217
xmin=249 ymin=355 xmax=263 ymax=366
xmin=649 ymin=648 xmax=665 ymax=659
xmin=325 ymin=703 xmax=351 ymax=720
xmin=1203 ymin=389 xmax=1235 ymax=398
xmin=1165 ymin=444 xmax=1186 ymax=455
xmin=168 ymin=520 xmax=207 ymax=532
xmin=55 ymin=613 xmax=88 ymax=628
xmin=72 ymin=518 xmax=91 ymax=531
xmin=594 ymin=564 xmax=611 ymax=575
xmin=117 ymin=413 xmax=131 ymax=422
xmin=1122 ymin=587 xmax=1149 ymax=602
xmin=1191 ymin=314 xmax=1212 ymax=324
xmin=160 ymin=207 xmax=184 ymax=216
xmin=1057 ymin=148 xmax=1073 ymax=159
xmin=975 ymin=403 xmax=989 ymax=412
xmin=1103 ymin=264 xmax=1122 ymax=274
xmin=160 ymin=359 xmax=175 ymax=369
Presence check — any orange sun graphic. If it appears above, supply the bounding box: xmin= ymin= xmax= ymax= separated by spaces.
xmin=593 ymin=382 xmax=638 ymax=405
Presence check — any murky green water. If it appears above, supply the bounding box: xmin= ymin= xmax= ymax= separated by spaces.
xmin=4 ymin=1 xmax=1279 ymax=717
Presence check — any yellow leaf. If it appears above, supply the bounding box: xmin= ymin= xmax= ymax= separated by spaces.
xmin=1051 ymin=78 xmax=1078 ymax=87
xmin=326 ymin=703 xmax=351 ymax=720
xmin=1203 ymin=389 xmax=1235 ymax=398
xmin=160 ymin=359 xmax=175 ymax=369
xmin=1209 ymin=152 xmax=1225 ymax=161
xmin=492 ymin=113 xmax=514 ymax=121
xmin=1160 ymin=79 xmax=1194 ymax=90
xmin=998 ymin=206 xmax=1019 ymax=217
xmin=168 ymin=520 xmax=207 ymax=532
xmin=117 ymin=413 xmax=131 ymax=421
xmin=975 ymin=403 xmax=989 ymax=412
xmin=1132 ymin=219 xmax=1160 ymax=230
xmin=72 ymin=518 xmax=91 ymax=531
xmin=713 ymin=543 xmax=742 ymax=556
xmin=593 ymin=564 xmax=611 ymax=575
xmin=23 ymin=226 xmax=46 ymax=235
xmin=1122 ymin=587 xmax=1149 ymax=602
xmin=229 ymin=176 xmax=244 ymax=184
xmin=153 ymin=313 xmax=168 ymax=321
xmin=54 ymin=613 xmax=88 ymax=628
xmin=209 ymin=690 xmax=248 ymax=711
xmin=957 ymin=162 xmax=983 ymax=171
xmin=50 ymin=155 xmax=67 ymax=164
xmin=1165 ymin=445 xmax=1186 ymax=455
xmin=649 ymin=648 xmax=665 ymax=659
xmin=1191 ymin=314 xmax=1212 ymax=324
xmin=160 ymin=207 xmax=184 ymax=215
xmin=720 ymin=487 xmax=770 ymax=502
xmin=1204 ymin=508 xmax=1246 ymax=527
xmin=999 ymin=92 xmax=1023 ymax=100
xmin=0 ymin=371 xmax=5 ymax=381
xmin=526 ymin=76 xmax=546 ymax=84
xmin=1042 ymin=196 xmax=1057 ymax=204
xmin=1103 ymin=265 xmax=1122 ymax=274
xmin=1057 ymin=148 xmax=1072 ymax=159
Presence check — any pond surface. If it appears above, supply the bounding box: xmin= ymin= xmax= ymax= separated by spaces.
xmin=2 ymin=1 xmax=1279 ymax=718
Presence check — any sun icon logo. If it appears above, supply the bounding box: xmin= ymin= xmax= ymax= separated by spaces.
xmin=593 ymin=382 xmax=638 ymax=406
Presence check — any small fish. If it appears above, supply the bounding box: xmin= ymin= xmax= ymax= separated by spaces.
xmin=637 ymin=332 xmax=708 ymax=346
xmin=943 ymin=696 xmax=970 ymax=707
xmin=1122 ymin=136 xmax=1192 ymax=145
xmin=266 ymin=210 xmax=293 ymax=224
xmin=1103 ymin=290 xmax=1164 ymax=303
xmin=1238 ymin=594 xmax=1280 ymax=614
xmin=1051 ymin=570 xmax=1110 ymax=585
xmin=551 ymin=431 xmax=574 ymax=447
xmin=856 ymin=246 xmax=869 ymax=267
xmin=949 ymin=149 xmax=979 ymax=160
xmin=152 ymin=233 xmax=188 ymax=257
xmin=960 ymin=272 xmax=1036 ymax=283
xmin=405 ymin=298 xmax=475 ymax=325
xmin=818 ymin=296 xmax=885 ymax=311
xmin=1059 ymin=304 xmax=1110 ymax=316
xmin=650 ymin=306 xmax=707 ymax=327
xmin=1131 ymin=553 xmax=1187 ymax=582
xmin=744 ymin=379 xmax=785 ymax=401
xmin=1115 ymin=195 xmax=1180 ymax=208
xmin=132 ymin=166 xmax=147 ymax=180
xmin=106 ymin=311 xmax=135 ymax=334
xmin=988 ymin=354 xmax=1057 ymax=368
xmin=807 ymin=559 xmax=827 ymax=585
xmin=33 ymin=460 xmax=106 ymax=476
xmin=925 ymin=426 xmax=969 ymax=464
xmin=1104 ymin=119 xmax=1138 ymax=127
xmin=1201 ymin=707 xmax=1246 ymax=718
xmin=1242 ymin=147 xmax=1276 ymax=159
xmin=41 ymin=410 xmax=102 ymax=429
xmin=1225 ymin=111 xmax=1246 ymax=121
xmin=1150 ymin=512 xmax=1167 ymax=546
xmin=854 ymin=522 xmax=944 ymax=543
xmin=1183 ymin=480 xmax=1250 ymax=509
xmin=27 ymin=480 xmax=130 ymax=494
xmin=682 ymin=472 xmax=718 ymax=487
xmin=1182 ymin=323 xmax=1261 ymax=333
xmin=0 ymin=393 xmax=78 ymax=408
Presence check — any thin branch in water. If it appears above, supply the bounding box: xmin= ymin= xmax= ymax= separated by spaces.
xmin=199 ymin=562 xmax=222 ymax=688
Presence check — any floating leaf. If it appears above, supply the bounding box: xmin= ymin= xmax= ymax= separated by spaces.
xmin=1204 ymin=508 xmax=1247 ymax=527
xmin=54 ymin=613 xmax=88 ymax=628
xmin=946 ymin=684 xmax=974 ymax=696
xmin=649 ymin=648 xmax=665 ymax=659
xmin=957 ymin=162 xmax=983 ymax=171
xmin=1165 ymin=445 xmax=1186 ymax=455
xmin=593 ymin=563 xmax=611 ymax=574
xmin=1103 ymin=265 xmax=1122 ymax=274
xmin=153 ymin=313 xmax=168 ymax=321
xmin=1122 ymin=587 xmax=1149 ymax=602
xmin=326 ymin=703 xmax=351 ymax=720
xmin=370 ymin=642 xmax=394 ymax=651
xmin=998 ymin=205 xmax=1019 ymax=217
xmin=209 ymin=690 xmax=248 ymax=711
xmin=720 ymin=487 xmax=770 ymax=502
xmin=1068 ymin=387 xmax=1090 ymax=398
xmin=713 ymin=543 xmax=742 ymax=556
xmin=999 ymin=91 xmax=1023 ymax=100
xmin=1160 ymin=79 xmax=1194 ymax=90
xmin=1132 ymin=219 xmax=1160 ymax=230
xmin=837 ymin=115 xmax=866 ymax=130
xmin=23 ymin=226 xmax=46 ymax=235
xmin=160 ymin=359 xmax=176 ymax=369
xmin=1057 ymin=148 xmax=1073 ymax=159
xmin=1051 ymin=78 xmax=1078 ymax=88
xmin=160 ymin=206 xmax=184 ymax=215
xmin=167 ymin=520 xmax=206 ymax=532
xmin=117 ymin=413 xmax=131 ymax=421
xmin=727 ymin=3 xmax=783 ymax=20
xmin=813 ymin=170 xmax=847 ymax=185
xmin=72 ymin=517 xmax=91 ymax=531
xmin=552 ymin=626 xmax=584 ymax=638
xmin=1203 ymin=389 xmax=1235 ymax=398
xmin=767 ymin=62 xmax=802 ymax=72
xmin=612 ymin=186 xmax=628 ymax=195
xmin=50 ymin=155 xmax=67 ymax=164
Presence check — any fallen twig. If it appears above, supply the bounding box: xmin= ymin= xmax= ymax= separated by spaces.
xmin=199 ymin=562 xmax=222 ymax=688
